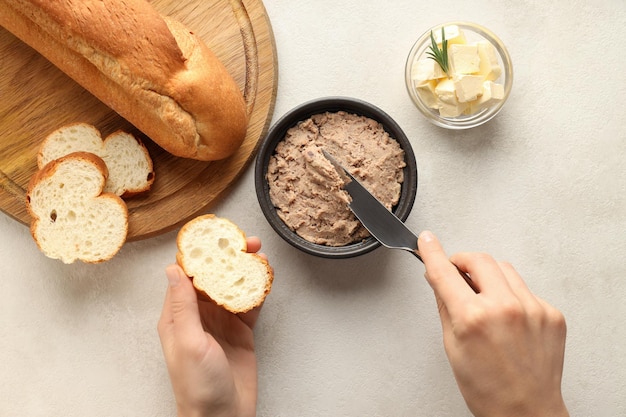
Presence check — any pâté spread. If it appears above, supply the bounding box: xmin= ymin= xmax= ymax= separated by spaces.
xmin=267 ymin=111 xmax=406 ymax=246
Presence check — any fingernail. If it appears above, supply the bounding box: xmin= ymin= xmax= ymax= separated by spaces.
xmin=420 ymin=230 xmax=434 ymax=243
xmin=166 ymin=265 xmax=180 ymax=287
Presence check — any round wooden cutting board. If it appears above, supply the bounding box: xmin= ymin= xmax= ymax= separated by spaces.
xmin=0 ymin=0 xmax=278 ymax=241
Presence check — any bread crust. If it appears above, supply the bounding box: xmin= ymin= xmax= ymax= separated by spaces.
xmin=0 ymin=0 xmax=248 ymax=161
xmin=27 ymin=151 xmax=110 ymax=193
xmin=176 ymin=214 xmax=274 ymax=313
xmin=36 ymin=122 xmax=155 ymax=198
xmin=112 ymin=131 xmax=155 ymax=198
xmin=26 ymin=152 xmax=129 ymax=264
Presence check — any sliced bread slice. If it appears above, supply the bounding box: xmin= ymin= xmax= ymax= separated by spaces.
xmin=176 ymin=214 xmax=273 ymax=313
xmin=37 ymin=123 xmax=154 ymax=197
xmin=26 ymin=152 xmax=128 ymax=264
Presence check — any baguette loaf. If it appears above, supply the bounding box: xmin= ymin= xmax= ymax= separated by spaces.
xmin=38 ymin=123 xmax=154 ymax=198
xmin=0 ymin=0 xmax=248 ymax=161
xmin=26 ymin=152 xmax=128 ymax=264
xmin=176 ymin=215 xmax=273 ymax=313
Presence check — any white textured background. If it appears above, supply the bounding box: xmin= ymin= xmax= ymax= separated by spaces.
xmin=1 ymin=0 xmax=625 ymax=416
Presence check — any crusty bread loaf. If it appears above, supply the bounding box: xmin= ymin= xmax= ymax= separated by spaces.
xmin=176 ymin=214 xmax=273 ymax=313
xmin=0 ymin=0 xmax=248 ymax=161
xmin=38 ymin=123 xmax=154 ymax=198
xmin=26 ymin=152 xmax=128 ymax=264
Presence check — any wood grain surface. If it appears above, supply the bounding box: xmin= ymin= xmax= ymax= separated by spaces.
xmin=0 ymin=0 xmax=278 ymax=240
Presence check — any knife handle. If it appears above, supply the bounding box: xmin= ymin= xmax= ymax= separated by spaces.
xmin=412 ymin=250 xmax=480 ymax=294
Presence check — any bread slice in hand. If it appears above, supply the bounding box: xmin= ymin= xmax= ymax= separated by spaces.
xmin=26 ymin=152 xmax=128 ymax=264
xmin=176 ymin=214 xmax=273 ymax=313
xmin=37 ymin=123 xmax=154 ymax=197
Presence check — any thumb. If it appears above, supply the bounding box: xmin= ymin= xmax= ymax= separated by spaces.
xmin=418 ymin=231 xmax=473 ymax=313
xmin=418 ymin=231 xmax=456 ymax=294
xmin=162 ymin=264 xmax=204 ymax=343
xmin=419 ymin=232 xmax=458 ymax=336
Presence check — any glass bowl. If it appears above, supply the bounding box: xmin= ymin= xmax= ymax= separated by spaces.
xmin=254 ymin=97 xmax=418 ymax=259
xmin=405 ymin=21 xmax=513 ymax=129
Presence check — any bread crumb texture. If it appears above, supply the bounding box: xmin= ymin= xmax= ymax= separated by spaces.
xmin=38 ymin=123 xmax=154 ymax=197
xmin=177 ymin=214 xmax=273 ymax=313
xmin=27 ymin=152 xmax=128 ymax=264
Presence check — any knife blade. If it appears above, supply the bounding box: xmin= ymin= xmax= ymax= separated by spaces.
xmin=322 ymin=149 xmax=478 ymax=293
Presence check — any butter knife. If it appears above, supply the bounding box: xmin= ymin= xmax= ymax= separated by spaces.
xmin=322 ymin=150 xmax=478 ymax=293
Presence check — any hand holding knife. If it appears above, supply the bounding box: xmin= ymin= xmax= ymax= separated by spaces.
xmin=322 ymin=149 xmax=479 ymax=293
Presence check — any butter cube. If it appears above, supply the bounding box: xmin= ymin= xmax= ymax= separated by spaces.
xmin=467 ymin=81 xmax=505 ymax=113
xmin=481 ymin=81 xmax=505 ymax=101
xmin=415 ymin=79 xmax=439 ymax=109
xmin=477 ymin=41 xmax=502 ymax=81
xmin=411 ymin=58 xmax=446 ymax=82
xmin=454 ymin=74 xmax=484 ymax=102
xmin=439 ymin=100 xmax=469 ymax=117
xmin=450 ymin=44 xmax=480 ymax=74
xmin=435 ymin=78 xmax=457 ymax=104
xmin=432 ymin=25 xmax=467 ymax=46
xmin=435 ymin=78 xmax=468 ymax=117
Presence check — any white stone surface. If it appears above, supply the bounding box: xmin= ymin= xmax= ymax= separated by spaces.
xmin=1 ymin=0 xmax=625 ymax=416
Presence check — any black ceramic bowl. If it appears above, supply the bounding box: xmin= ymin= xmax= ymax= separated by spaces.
xmin=254 ymin=97 xmax=418 ymax=258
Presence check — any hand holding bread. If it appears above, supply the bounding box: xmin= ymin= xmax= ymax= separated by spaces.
xmin=159 ymin=217 xmax=272 ymax=416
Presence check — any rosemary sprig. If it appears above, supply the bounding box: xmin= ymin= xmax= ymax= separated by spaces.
xmin=426 ymin=27 xmax=450 ymax=77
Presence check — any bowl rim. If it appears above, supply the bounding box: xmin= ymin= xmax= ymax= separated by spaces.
xmin=254 ymin=96 xmax=418 ymax=259
xmin=405 ymin=21 xmax=514 ymax=129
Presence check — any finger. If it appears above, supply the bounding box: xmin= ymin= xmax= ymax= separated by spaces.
xmin=498 ymin=261 xmax=540 ymax=307
xmin=246 ymin=236 xmax=262 ymax=253
xmin=157 ymin=279 xmax=173 ymax=339
xmin=419 ymin=231 xmax=474 ymax=307
xmin=426 ymin=275 xmax=453 ymax=333
xmin=238 ymin=303 xmax=264 ymax=329
xmin=450 ymin=252 xmax=511 ymax=296
xmin=162 ymin=264 xmax=205 ymax=346
xmin=534 ymin=295 xmax=568 ymax=337
xmin=436 ymin=296 xmax=458 ymax=355
xmin=498 ymin=262 xmax=545 ymax=320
